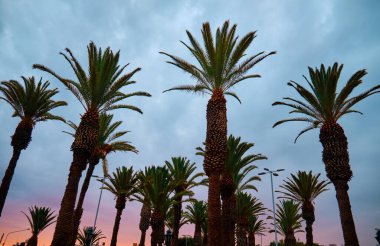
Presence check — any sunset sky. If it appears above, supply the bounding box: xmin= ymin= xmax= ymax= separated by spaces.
xmin=0 ymin=0 xmax=379 ymax=245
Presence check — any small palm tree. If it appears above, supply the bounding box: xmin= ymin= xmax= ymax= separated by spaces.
xmin=34 ymin=42 xmax=150 ymax=246
xmin=165 ymin=156 xmax=204 ymax=246
xmin=64 ymin=113 xmax=137 ymax=246
xmin=22 ymin=206 xmax=57 ymax=246
xmin=161 ymin=21 xmax=275 ymax=246
xmin=103 ymin=166 xmax=138 ymax=246
xmin=236 ymin=192 xmax=265 ymax=246
xmin=136 ymin=166 xmax=178 ymax=246
xmin=270 ymin=200 xmax=303 ymax=246
xmin=165 ymin=207 xmax=189 ymax=232
xmin=272 ymin=63 xmax=379 ymax=245
xmin=277 ymin=171 xmax=330 ymax=245
xmin=184 ymin=200 xmax=208 ymax=246
xmin=76 ymin=226 xmax=106 ymax=246
xmin=0 ymin=77 xmax=66 ymax=216
xmin=247 ymin=215 xmax=266 ymax=246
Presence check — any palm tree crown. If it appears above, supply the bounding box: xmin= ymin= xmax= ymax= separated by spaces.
xmin=23 ymin=206 xmax=56 ymax=235
xmin=273 ymin=63 xmax=380 ymax=142
xmin=77 ymin=227 xmax=106 ymax=246
xmin=0 ymin=76 xmax=67 ymax=125
xmin=271 ymin=200 xmax=303 ymax=237
xmin=161 ymin=21 xmax=276 ymax=102
xmin=103 ymin=166 xmax=138 ymax=199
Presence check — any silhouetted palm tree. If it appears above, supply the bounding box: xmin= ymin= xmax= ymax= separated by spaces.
xmin=0 ymin=77 xmax=66 ymax=216
xmin=165 ymin=156 xmax=204 ymax=246
xmin=76 ymin=226 xmax=106 ymax=246
xmin=273 ymin=63 xmax=379 ymax=245
xmin=22 ymin=206 xmax=57 ymax=246
xmin=277 ymin=171 xmax=329 ymax=245
xmin=161 ymin=21 xmax=275 ymax=245
xmin=33 ymin=42 xmax=150 ymax=246
xmin=184 ymin=200 xmax=208 ymax=246
xmin=247 ymin=215 xmax=266 ymax=246
xmin=103 ymin=166 xmax=138 ymax=246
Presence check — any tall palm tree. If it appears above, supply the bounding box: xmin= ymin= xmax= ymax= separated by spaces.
xmin=270 ymin=200 xmax=303 ymax=246
xmin=247 ymin=215 xmax=266 ymax=246
xmin=22 ymin=206 xmax=57 ymax=246
xmin=165 ymin=156 xmax=204 ymax=246
xmin=277 ymin=171 xmax=330 ymax=246
xmin=236 ymin=192 xmax=265 ymax=246
xmin=64 ymin=113 xmax=137 ymax=246
xmin=138 ymin=203 xmax=151 ymax=246
xmin=136 ymin=166 xmax=179 ymax=246
xmin=184 ymin=200 xmax=208 ymax=246
xmin=0 ymin=77 xmax=66 ymax=216
xmin=103 ymin=166 xmax=138 ymax=246
xmin=161 ymin=21 xmax=275 ymax=245
xmin=272 ymin=63 xmax=380 ymax=245
xmin=33 ymin=42 xmax=151 ymax=245
xmin=76 ymin=226 xmax=106 ymax=246
xmin=196 ymin=135 xmax=266 ymax=245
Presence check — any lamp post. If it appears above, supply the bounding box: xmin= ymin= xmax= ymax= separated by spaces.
xmin=2 ymin=228 xmax=29 ymax=246
xmin=258 ymin=168 xmax=284 ymax=246
xmin=164 ymin=229 xmax=172 ymax=246
xmin=182 ymin=235 xmax=192 ymax=246
xmin=92 ymin=175 xmax=109 ymax=229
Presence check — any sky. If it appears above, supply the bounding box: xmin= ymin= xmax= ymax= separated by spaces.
xmin=0 ymin=0 xmax=379 ymax=245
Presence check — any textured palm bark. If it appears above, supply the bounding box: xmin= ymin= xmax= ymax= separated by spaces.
xmin=247 ymin=232 xmax=255 ymax=246
xmin=204 ymin=90 xmax=227 ymax=246
xmin=110 ymin=196 xmax=126 ymax=246
xmin=26 ymin=234 xmax=38 ymax=246
xmin=302 ymin=202 xmax=315 ymax=246
xmin=51 ymin=150 xmax=88 ymax=246
xmin=320 ymin=123 xmax=359 ymax=246
xmin=221 ymin=180 xmax=235 ymax=246
xmin=139 ymin=203 xmax=151 ymax=246
xmin=68 ymin=159 xmax=98 ymax=246
xmin=51 ymin=110 xmax=99 ymax=246
xmin=236 ymin=223 xmax=247 ymax=246
xmin=285 ymin=231 xmax=296 ymax=246
xmin=194 ymin=223 xmax=202 ymax=246
xmin=0 ymin=120 xmax=32 ymax=217
xmin=171 ymin=193 xmax=183 ymax=246
xmin=151 ymin=211 xmax=164 ymax=246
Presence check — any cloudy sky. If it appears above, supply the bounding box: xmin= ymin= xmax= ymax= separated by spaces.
xmin=0 ymin=0 xmax=379 ymax=245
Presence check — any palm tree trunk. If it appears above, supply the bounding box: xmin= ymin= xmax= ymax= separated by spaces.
xmin=139 ymin=203 xmax=151 ymax=246
xmin=26 ymin=234 xmax=38 ymax=246
xmin=158 ymin=220 xmax=165 ymax=246
xmin=236 ymin=224 xmax=246 ymax=246
xmin=51 ymin=149 xmax=89 ymax=246
xmin=221 ymin=188 xmax=235 ymax=246
xmin=171 ymin=194 xmax=183 ymax=246
xmin=285 ymin=232 xmax=296 ymax=246
xmin=0 ymin=148 xmax=21 ymax=217
xmin=320 ymin=123 xmax=359 ymax=246
xmin=247 ymin=232 xmax=255 ymax=246
xmin=302 ymin=202 xmax=315 ymax=246
xmin=139 ymin=230 xmax=147 ymax=246
xmin=151 ymin=211 xmax=163 ymax=246
xmin=204 ymin=90 xmax=227 ymax=246
xmin=69 ymin=160 xmax=98 ymax=246
xmin=111 ymin=197 xmax=126 ymax=246
xmin=207 ymin=174 xmax=222 ymax=246
xmin=0 ymin=120 xmax=32 ymax=217
xmin=194 ymin=223 xmax=202 ymax=246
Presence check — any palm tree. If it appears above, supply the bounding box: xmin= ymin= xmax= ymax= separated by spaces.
xmin=136 ymin=166 xmax=178 ymax=246
xmin=236 ymin=192 xmax=265 ymax=246
xmin=277 ymin=171 xmax=330 ymax=246
xmin=272 ymin=63 xmax=380 ymax=245
xmin=161 ymin=21 xmax=275 ymax=245
xmin=138 ymin=203 xmax=151 ymax=246
xmin=184 ymin=200 xmax=208 ymax=246
xmin=76 ymin=226 xmax=106 ymax=246
xmin=197 ymin=135 xmax=266 ymax=245
xmin=247 ymin=215 xmax=266 ymax=246
xmin=22 ymin=206 xmax=57 ymax=246
xmin=165 ymin=207 xmax=189 ymax=232
xmin=0 ymin=77 xmax=66 ymax=216
xmin=165 ymin=156 xmax=204 ymax=246
xmin=33 ymin=42 xmax=151 ymax=245
xmin=64 ymin=113 xmax=137 ymax=246
xmin=103 ymin=166 xmax=138 ymax=246
xmin=270 ymin=200 xmax=303 ymax=246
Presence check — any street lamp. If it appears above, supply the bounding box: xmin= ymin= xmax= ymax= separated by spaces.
xmin=1 ymin=228 xmax=29 ymax=246
xmin=258 ymin=168 xmax=284 ymax=246
xmin=164 ymin=229 xmax=172 ymax=246
xmin=181 ymin=235 xmax=192 ymax=246
xmin=92 ymin=175 xmax=110 ymax=229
